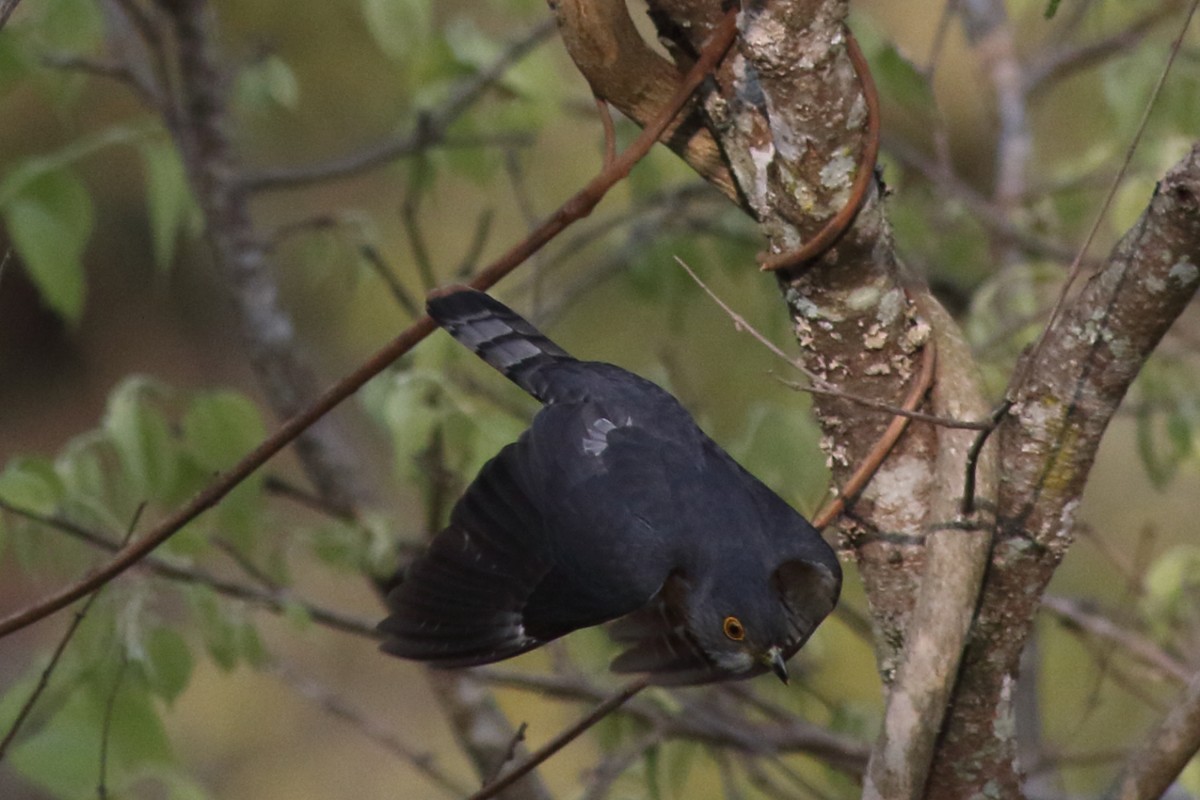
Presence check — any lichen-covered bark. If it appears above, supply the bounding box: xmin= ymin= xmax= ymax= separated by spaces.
xmin=927 ymin=143 xmax=1200 ymax=800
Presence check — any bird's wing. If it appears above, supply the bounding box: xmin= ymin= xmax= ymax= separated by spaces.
xmin=379 ymin=438 xmax=557 ymax=667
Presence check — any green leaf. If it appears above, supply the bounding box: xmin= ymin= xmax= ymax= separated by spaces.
xmin=1142 ymin=546 xmax=1200 ymax=640
xmin=142 ymin=627 xmax=194 ymax=704
xmin=6 ymin=665 xmax=173 ymax=798
xmin=362 ymin=0 xmax=432 ymax=60
xmin=871 ymin=40 xmax=936 ymax=129
xmin=183 ymin=391 xmax=266 ymax=472
xmin=188 ymin=585 xmax=240 ymax=671
xmin=141 ymin=140 xmax=198 ymax=272
xmin=1043 ymin=0 xmax=1061 ymax=18
xmin=183 ymin=391 xmax=266 ymax=542
xmin=104 ymin=376 xmax=180 ymax=504
xmin=234 ymin=54 xmax=301 ymax=114
xmin=0 ymin=456 xmax=65 ymax=513
xmin=2 ymin=168 xmax=94 ymax=323
xmin=373 ymin=369 xmax=450 ymax=480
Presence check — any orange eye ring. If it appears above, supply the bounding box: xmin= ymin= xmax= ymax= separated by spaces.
xmin=723 ymin=616 xmax=745 ymax=641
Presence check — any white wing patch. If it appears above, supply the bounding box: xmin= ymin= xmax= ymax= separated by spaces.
xmin=582 ymin=416 xmax=619 ymax=456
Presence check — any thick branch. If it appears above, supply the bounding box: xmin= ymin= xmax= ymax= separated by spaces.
xmin=864 ymin=298 xmax=996 ymax=800
xmin=163 ymin=0 xmax=369 ymax=511
xmin=927 ymin=142 xmax=1200 ymax=800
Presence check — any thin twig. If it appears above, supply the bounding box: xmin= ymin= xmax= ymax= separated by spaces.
xmin=812 ymin=336 xmax=937 ymax=529
xmin=211 ymin=535 xmax=280 ymax=592
xmin=0 ymin=505 xmax=143 ymax=762
xmin=0 ymin=594 xmax=105 ymax=761
xmin=923 ymin=0 xmax=960 ymax=79
xmin=240 ymin=19 xmax=556 ymax=192
xmin=1041 ymin=595 xmax=1189 ymax=684
xmin=0 ymin=5 xmax=741 ymax=640
xmin=1024 ymin=2 xmax=1184 ymax=97
xmin=96 ymin=652 xmax=129 ymax=799
xmin=453 ymin=210 xmax=495 ymax=279
xmin=676 ymin=256 xmax=984 ymax=430
xmin=1014 ymin=0 xmax=1200 ymax=397
xmin=272 ymin=662 xmax=468 ymax=796
xmin=961 ymin=401 xmax=1010 ymax=514
xmin=473 ymin=670 xmax=871 ymax=773
xmin=357 ymin=244 xmax=422 ymax=318
xmin=466 ymin=677 xmax=652 ymax=800
xmin=0 ymin=497 xmax=381 ymax=639
xmin=401 ymin=179 xmax=439 ymax=293
xmin=484 ymin=722 xmax=528 ymax=785
xmin=0 ymin=0 xmax=22 ymax=30
xmin=41 ymin=52 xmax=160 ymax=108
xmin=1104 ymin=671 xmax=1200 ymax=800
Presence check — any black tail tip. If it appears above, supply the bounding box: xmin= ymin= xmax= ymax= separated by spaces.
xmin=426 ymin=284 xmax=476 ymax=307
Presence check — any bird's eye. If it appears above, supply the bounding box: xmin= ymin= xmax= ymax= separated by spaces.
xmin=722 ymin=616 xmax=745 ymax=641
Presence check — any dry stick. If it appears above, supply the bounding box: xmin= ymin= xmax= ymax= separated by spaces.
xmin=0 ymin=7 xmax=739 ymax=640
xmin=466 ymin=676 xmax=653 ymax=800
xmin=758 ymin=30 xmax=881 ymax=271
xmin=0 ymin=505 xmax=144 ymax=762
xmin=1013 ymin=0 xmax=1200 ymax=397
xmin=0 ymin=587 xmax=106 ymax=761
xmin=0 ymin=497 xmax=381 ymax=638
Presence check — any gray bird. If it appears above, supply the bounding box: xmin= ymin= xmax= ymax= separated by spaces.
xmin=379 ymin=287 xmax=841 ymax=685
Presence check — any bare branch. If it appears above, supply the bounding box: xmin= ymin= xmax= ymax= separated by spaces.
xmin=474 ymin=669 xmax=871 ymax=774
xmin=1041 ymin=595 xmax=1190 ymax=684
xmin=0 ymin=497 xmax=381 ymax=638
xmin=272 ymin=662 xmax=469 ymax=796
xmin=1108 ymin=668 xmax=1200 ymax=800
xmin=467 ymin=677 xmax=651 ymax=800
xmin=0 ymin=0 xmax=21 ymax=30
xmin=1016 ymin=0 xmax=1200 ymax=396
xmin=240 ymin=19 xmax=555 ymax=192
xmin=928 ymin=139 xmax=1200 ymax=800
xmin=1024 ymin=2 xmax=1185 ymax=97
xmin=960 ymin=0 xmax=1031 ymax=227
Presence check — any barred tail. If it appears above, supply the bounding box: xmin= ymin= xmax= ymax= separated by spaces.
xmin=426 ymin=287 xmax=574 ymax=403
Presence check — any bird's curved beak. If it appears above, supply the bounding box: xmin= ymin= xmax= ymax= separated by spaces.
xmin=766 ymin=646 xmax=788 ymax=684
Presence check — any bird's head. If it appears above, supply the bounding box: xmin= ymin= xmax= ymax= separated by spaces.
xmin=609 ymin=558 xmax=841 ymax=686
